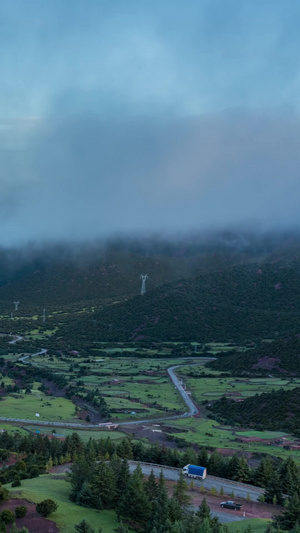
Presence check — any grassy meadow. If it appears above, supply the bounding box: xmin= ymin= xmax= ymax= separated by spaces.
xmin=9 ymin=473 xmax=121 ymax=533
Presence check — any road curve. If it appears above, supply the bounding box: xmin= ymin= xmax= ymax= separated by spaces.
xmin=4 ymin=334 xmax=214 ymax=429
xmin=8 ymin=335 xmax=23 ymax=345
xmin=18 ymin=348 xmax=48 ymax=363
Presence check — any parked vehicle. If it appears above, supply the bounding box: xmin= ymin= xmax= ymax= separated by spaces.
xmin=182 ymin=464 xmax=207 ymax=479
xmin=220 ymin=501 xmax=244 ymax=510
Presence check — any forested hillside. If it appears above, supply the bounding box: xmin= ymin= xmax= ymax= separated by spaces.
xmin=208 ymin=336 xmax=300 ymax=375
xmin=0 ymin=247 xmax=253 ymax=311
xmin=67 ymin=260 xmax=300 ymax=343
xmin=209 ymin=387 xmax=300 ymax=434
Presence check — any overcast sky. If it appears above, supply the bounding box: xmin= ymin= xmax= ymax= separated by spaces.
xmin=1 ymin=0 xmax=300 ymax=246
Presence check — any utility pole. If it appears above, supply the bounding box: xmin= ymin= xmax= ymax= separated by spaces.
xmin=140 ymin=274 xmax=148 ymax=296
xmin=10 ymin=312 xmax=13 ymax=320
xmin=43 ymin=308 xmax=46 ymax=324
xmin=13 ymin=301 xmax=20 ymax=311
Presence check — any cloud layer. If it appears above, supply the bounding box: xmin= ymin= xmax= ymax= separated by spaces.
xmin=0 ymin=111 xmax=299 ymax=245
xmin=1 ymin=1 xmax=300 ymax=244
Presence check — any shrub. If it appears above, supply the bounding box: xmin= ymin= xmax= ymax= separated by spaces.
xmin=36 ymin=498 xmax=58 ymax=517
xmin=15 ymin=506 xmax=27 ymax=518
xmin=0 ymin=509 xmax=14 ymax=524
xmin=0 ymin=487 xmax=9 ymax=502
xmin=12 ymin=477 xmax=21 ymax=487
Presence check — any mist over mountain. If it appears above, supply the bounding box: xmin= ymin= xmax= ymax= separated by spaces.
xmin=0 ymin=228 xmax=299 ymax=289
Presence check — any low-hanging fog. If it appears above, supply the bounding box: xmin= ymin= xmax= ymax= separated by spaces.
xmin=1 ymin=1 xmax=300 ymax=246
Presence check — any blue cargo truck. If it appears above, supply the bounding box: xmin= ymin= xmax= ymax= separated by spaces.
xmin=182 ymin=464 xmax=207 ymax=479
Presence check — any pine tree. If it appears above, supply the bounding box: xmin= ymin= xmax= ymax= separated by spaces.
xmin=181 ymin=448 xmax=198 ymax=468
xmin=93 ymin=461 xmax=116 ymax=509
xmin=172 ymin=472 xmax=191 ymax=508
xmin=147 ymin=470 xmax=169 ymax=532
xmin=208 ymin=451 xmax=223 ymax=477
xmin=168 ymin=497 xmax=183 ymax=523
xmin=118 ymin=467 xmax=151 ymax=525
xmin=77 ymin=481 xmax=101 ymax=509
xmin=227 ymin=454 xmax=240 ymax=480
xmin=196 ymin=497 xmax=211 ymax=521
xmin=146 ymin=469 xmax=158 ymax=503
xmin=114 ymin=523 xmax=129 ymax=533
xmin=197 ymin=448 xmax=209 ymax=468
xmin=234 ymin=457 xmax=250 ymax=483
xmin=109 ymin=453 xmax=122 ymax=477
xmin=280 ymin=457 xmax=300 ymax=497
xmin=265 ymin=470 xmax=283 ymax=505
xmin=68 ymin=456 xmax=95 ymax=501
xmin=278 ymin=492 xmax=300 ymax=531
xmin=74 ymin=519 xmax=95 ymax=533
xmin=197 ymin=517 xmax=212 ymax=533
xmin=254 ymin=457 xmax=273 ymax=488
xmin=117 ymin=438 xmax=133 ymax=459
xmin=116 ymin=458 xmax=130 ymax=500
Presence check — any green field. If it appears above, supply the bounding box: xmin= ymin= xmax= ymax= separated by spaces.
xmin=9 ymin=474 xmax=121 ymax=533
xmin=179 ymin=369 xmax=300 ymax=402
xmin=29 ymin=355 xmax=193 ymax=420
xmin=235 ymin=430 xmax=287 ymax=439
xmin=0 ymin=394 xmax=76 ymax=422
xmin=165 ymin=418 xmax=300 ymax=463
xmin=21 ymin=426 xmax=127 ymax=441
xmin=227 ymin=518 xmax=271 ymax=532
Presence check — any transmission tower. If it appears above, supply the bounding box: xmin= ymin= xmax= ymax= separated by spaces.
xmin=43 ymin=308 xmax=46 ymax=324
xmin=140 ymin=274 xmax=148 ymax=296
xmin=13 ymin=301 xmax=20 ymax=311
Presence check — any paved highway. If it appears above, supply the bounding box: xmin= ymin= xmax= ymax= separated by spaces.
xmin=18 ymin=348 xmax=48 ymax=363
xmin=167 ymin=364 xmax=200 ymax=415
xmin=128 ymin=461 xmax=264 ymax=502
xmin=8 ymin=335 xmax=23 ymax=345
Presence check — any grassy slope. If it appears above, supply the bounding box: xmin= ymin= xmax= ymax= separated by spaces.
xmin=0 ymin=394 xmax=76 ymax=422
xmin=227 ymin=519 xmax=271 ymax=532
xmin=9 ymin=474 xmax=119 ymax=533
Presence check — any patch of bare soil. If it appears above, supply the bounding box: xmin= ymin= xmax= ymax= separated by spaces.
xmin=122 ymin=424 xmax=179 ymax=448
xmin=0 ymin=498 xmax=59 ymax=533
xmin=43 ymin=380 xmax=66 ymax=398
xmin=160 ymin=425 xmax=188 ymax=434
xmin=163 ymin=479 xmax=280 ymax=521
xmin=189 ymin=491 xmax=280 ymax=520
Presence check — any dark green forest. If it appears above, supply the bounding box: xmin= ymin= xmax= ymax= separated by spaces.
xmin=208 ymin=336 xmax=300 ymax=376
xmin=209 ymin=387 xmax=300 ymax=434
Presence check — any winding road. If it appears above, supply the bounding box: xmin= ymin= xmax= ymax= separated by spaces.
xmin=1 ymin=334 xmax=267 ymax=510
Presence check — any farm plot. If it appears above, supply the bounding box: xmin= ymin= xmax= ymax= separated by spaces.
xmin=22 ymin=354 xmax=189 ymax=421
xmin=22 ymin=426 xmax=126 ymax=441
xmin=0 ymin=393 xmax=76 ymax=422
xmin=179 ymin=370 xmax=300 ymax=402
xmin=165 ymin=418 xmax=299 ymax=462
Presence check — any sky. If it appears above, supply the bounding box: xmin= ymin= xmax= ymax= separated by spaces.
xmin=1 ymin=0 xmax=300 ymax=246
